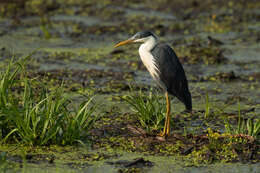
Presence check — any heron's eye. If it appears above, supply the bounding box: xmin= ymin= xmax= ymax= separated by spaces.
xmin=135 ymin=35 xmax=141 ymax=39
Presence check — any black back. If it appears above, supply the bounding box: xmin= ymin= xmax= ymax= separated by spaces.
xmin=151 ymin=43 xmax=192 ymax=111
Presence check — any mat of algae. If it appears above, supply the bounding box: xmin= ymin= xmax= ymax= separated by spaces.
xmin=0 ymin=0 xmax=260 ymax=172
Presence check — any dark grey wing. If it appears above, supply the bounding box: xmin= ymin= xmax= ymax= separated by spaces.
xmin=151 ymin=43 xmax=192 ymax=111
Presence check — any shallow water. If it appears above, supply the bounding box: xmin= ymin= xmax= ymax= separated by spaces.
xmin=0 ymin=0 xmax=260 ymax=172
xmin=9 ymin=151 xmax=260 ymax=173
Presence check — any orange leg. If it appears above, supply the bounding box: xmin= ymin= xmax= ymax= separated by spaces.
xmin=166 ymin=92 xmax=171 ymax=135
xmin=159 ymin=92 xmax=171 ymax=137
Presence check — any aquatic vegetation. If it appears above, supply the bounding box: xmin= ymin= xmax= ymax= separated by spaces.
xmin=0 ymin=152 xmax=7 ymax=171
xmin=0 ymin=57 xmax=97 ymax=146
xmin=203 ymin=92 xmax=226 ymax=119
xmin=246 ymin=118 xmax=260 ymax=138
xmin=202 ymin=71 xmax=237 ymax=82
xmin=0 ymin=0 xmax=260 ymax=171
xmin=39 ymin=17 xmax=52 ymax=39
xmin=124 ymin=89 xmax=165 ymax=133
xmin=186 ymin=126 xmax=258 ymax=165
xmin=204 ymin=93 xmax=210 ymax=119
xmin=224 ymin=103 xmax=260 ymax=139
xmin=183 ymin=46 xmax=227 ymax=65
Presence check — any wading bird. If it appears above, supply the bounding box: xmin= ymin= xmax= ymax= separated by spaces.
xmin=114 ymin=31 xmax=192 ymax=137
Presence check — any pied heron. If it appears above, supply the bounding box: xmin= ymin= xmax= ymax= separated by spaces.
xmin=114 ymin=31 xmax=192 ymax=137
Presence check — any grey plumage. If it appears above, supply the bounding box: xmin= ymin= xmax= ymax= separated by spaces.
xmin=151 ymin=43 xmax=192 ymax=111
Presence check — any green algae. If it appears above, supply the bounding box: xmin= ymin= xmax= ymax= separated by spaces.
xmin=0 ymin=0 xmax=260 ymax=172
xmin=1 ymin=143 xmax=259 ymax=173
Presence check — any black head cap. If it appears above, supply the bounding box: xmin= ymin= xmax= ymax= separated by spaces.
xmin=132 ymin=31 xmax=156 ymax=39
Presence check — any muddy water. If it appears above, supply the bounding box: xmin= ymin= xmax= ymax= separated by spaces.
xmin=20 ymin=152 xmax=260 ymax=173
xmin=0 ymin=0 xmax=260 ymax=172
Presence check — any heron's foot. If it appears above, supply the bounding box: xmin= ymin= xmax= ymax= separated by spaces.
xmin=182 ymin=109 xmax=194 ymax=114
xmin=158 ymin=131 xmax=165 ymax=137
xmin=158 ymin=130 xmax=170 ymax=137
xmin=158 ymin=119 xmax=171 ymax=137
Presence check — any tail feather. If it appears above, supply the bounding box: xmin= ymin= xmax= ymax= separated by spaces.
xmin=170 ymin=88 xmax=192 ymax=112
xmin=184 ymin=91 xmax=192 ymax=111
xmin=178 ymin=90 xmax=192 ymax=111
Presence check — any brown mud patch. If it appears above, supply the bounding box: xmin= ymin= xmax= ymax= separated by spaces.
xmin=90 ymin=110 xmax=260 ymax=164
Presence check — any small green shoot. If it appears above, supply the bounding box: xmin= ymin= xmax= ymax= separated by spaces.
xmin=40 ymin=16 xmax=52 ymax=39
xmin=0 ymin=152 xmax=8 ymax=171
xmin=204 ymin=92 xmax=210 ymax=119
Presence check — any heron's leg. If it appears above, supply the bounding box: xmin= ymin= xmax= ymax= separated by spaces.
xmin=165 ymin=92 xmax=171 ymax=135
xmin=161 ymin=107 xmax=168 ymax=136
xmin=159 ymin=92 xmax=171 ymax=137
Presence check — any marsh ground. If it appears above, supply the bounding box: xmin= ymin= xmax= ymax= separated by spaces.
xmin=0 ymin=0 xmax=260 ymax=172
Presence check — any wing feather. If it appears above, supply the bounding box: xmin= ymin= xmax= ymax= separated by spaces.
xmin=151 ymin=43 xmax=192 ymax=110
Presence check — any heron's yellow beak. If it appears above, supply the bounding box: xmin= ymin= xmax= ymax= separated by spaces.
xmin=114 ymin=39 xmax=134 ymax=48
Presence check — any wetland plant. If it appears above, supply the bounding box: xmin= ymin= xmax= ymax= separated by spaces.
xmin=204 ymin=92 xmax=210 ymax=119
xmin=0 ymin=152 xmax=8 ymax=171
xmin=40 ymin=16 xmax=52 ymax=39
xmin=0 ymin=57 xmax=97 ymax=145
xmin=124 ymin=89 xmax=165 ymax=133
xmin=246 ymin=118 xmax=260 ymax=138
xmin=224 ymin=103 xmax=260 ymax=139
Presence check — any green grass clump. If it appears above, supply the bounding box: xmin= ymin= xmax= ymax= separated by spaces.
xmin=0 ymin=57 xmax=97 ymax=146
xmin=224 ymin=103 xmax=260 ymax=139
xmin=124 ymin=89 xmax=165 ymax=133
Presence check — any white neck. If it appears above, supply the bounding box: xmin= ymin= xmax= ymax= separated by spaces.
xmin=138 ymin=36 xmax=161 ymax=85
xmin=140 ymin=36 xmax=158 ymax=51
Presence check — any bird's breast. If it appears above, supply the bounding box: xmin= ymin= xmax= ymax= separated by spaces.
xmin=139 ymin=45 xmax=160 ymax=79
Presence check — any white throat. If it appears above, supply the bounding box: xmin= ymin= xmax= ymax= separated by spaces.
xmin=138 ymin=36 xmax=158 ymax=51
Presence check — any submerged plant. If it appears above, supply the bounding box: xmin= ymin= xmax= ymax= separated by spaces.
xmin=0 ymin=56 xmax=97 ymax=145
xmin=124 ymin=88 xmax=165 ymax=133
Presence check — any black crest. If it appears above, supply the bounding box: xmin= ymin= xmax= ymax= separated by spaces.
xmin=133 ymin=31 xmax=155 ymax=39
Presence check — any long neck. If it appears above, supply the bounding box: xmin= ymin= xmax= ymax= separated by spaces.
xmin=140 ymin=36 xmax=158 ymax=51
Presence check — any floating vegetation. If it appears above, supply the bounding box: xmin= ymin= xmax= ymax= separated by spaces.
xmin=179 ymin=45 xmax=228 ymax=65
